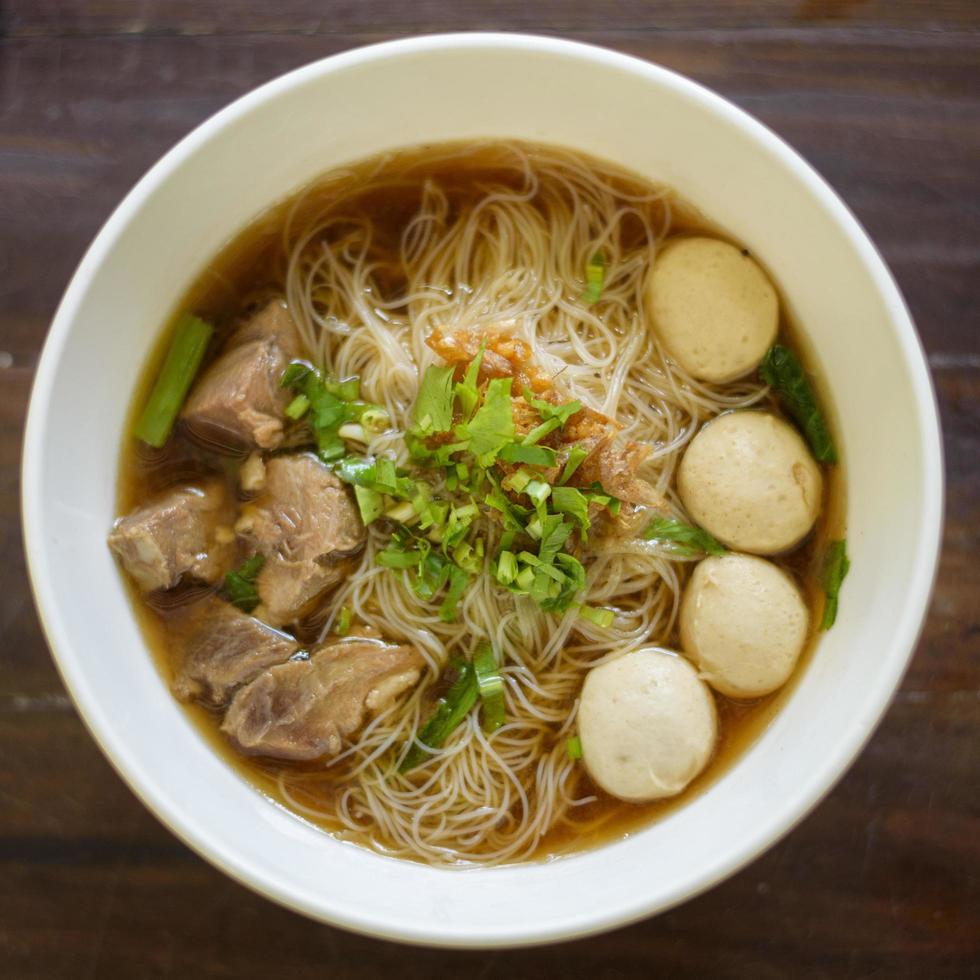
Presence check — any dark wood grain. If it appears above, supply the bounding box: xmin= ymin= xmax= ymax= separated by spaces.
xmin=1 ymin=3 xmax=977 ymax=977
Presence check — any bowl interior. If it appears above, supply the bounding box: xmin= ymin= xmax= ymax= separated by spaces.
xmin=23 ymin=34 xmax=942 ymax=947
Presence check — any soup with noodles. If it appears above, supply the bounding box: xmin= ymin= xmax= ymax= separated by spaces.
xmin=110 ymin=141 xmax=846 ymax=865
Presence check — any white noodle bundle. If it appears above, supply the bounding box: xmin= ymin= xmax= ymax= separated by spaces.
xmin=269 ymin=141 xmax=766 ymax=864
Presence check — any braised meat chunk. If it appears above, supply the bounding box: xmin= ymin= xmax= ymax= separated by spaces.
xmin=181 ymin=299 xmax=301 ymax=451
xmin=108 ymin=478 xmax=234 ymax=592
xmin=236 ymin=453 xmax=366 ymax=626
xmin=170 ymin=595 xmax=300 ymax=706
xmin=222 ymin=638 xmax=424 ymax=760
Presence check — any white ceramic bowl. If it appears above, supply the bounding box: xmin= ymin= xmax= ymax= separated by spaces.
xmin=23 ymin=34 xmax=943 ymax=947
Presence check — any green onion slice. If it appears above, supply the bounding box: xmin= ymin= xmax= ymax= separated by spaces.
xmin=578 ymin=605 xmax=615 ymax=628
xmin=134 ymin=313 xmax=213 ymax=448
xmin=566 ymin=735 xmax=583 ymax=760
xmin=334 ymin=605 xmax=352 ymax=636
xmin=582 ymin=252 xmax=606 ymax=305
xmin=473 ymin=642 xmax=506 ymax=733
xmin=285 ymin=393 xmax=310 ymax=420
xmin=353 ymin=485 xmax=384 ymax=525
xmin=399 ymin=659 xmax=479 ymax=772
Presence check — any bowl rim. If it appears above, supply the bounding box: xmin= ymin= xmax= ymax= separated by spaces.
xmin=21 ymin=32 xmax=944 ymax=948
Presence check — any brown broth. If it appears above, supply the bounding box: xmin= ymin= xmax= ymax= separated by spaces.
xmin=117 ymin=141 xmax=846 ymax=864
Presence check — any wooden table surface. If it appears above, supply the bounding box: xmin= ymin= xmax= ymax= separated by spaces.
xmin=1 ymin=2 xmax=977 ymax=977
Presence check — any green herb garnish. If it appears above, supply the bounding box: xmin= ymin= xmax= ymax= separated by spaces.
xmin=558 ymin=445 xmax=589 ymax=485
xmin=643 ymin=517 xmax=727 ymax=557
xmin=284 ymin=393 xmax=310 ymax=420
xmin=566 ymin=735 xmax=583 ymax=760
xmin=551 ymin=485 xmax=591 ymax=536
xmin=334 ymin=606 xmax=352 ymax=636
xmin=458 ymin=377 xmax=515 ymax=464
xmin=582 ymin=252 xmax=606 ymax=305
xmin=399 ymin=658 xmax=479 ymax=772
xmin=760 ymin=344 xmax=837 ymax=464
xmin=473 ymin=643 xmax=506 ymax=733
xmin=454 ymin=340 xmax=486 ymax=420
xmin=521 ymin=388 xmax=582 ymax=445
xmin=578 ymin=605 xmax=615 ymax=628
xmin=821 ymin=538 xmax=850 ymax=629
xmin=412 ymin=364 xmax=456 ymax=436
xmin=280 ymin=361 xmax=382 ymax=462
xmin=498 ymin=443 xmax=557 ymax=467
xmin=135 ymin=313 xmax=213 ymax=448
xmin=223 ymin=554 xmax=265 ymax=613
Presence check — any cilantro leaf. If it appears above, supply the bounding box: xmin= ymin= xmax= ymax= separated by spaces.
xmin=520 ymin=389 xmax=581 ymax=445
xmin=643 ymin=517 xmax=727 ymax=557
xmin=498 ymin=443 xmax=557 ymax=467
xmin=459 ymin=377 xmax=514 ymax=464
xmin=413 ymin=364 xmax=456 ymax=435
xmin=522 ymin=388 xmax=581 ymax=425
xmin=538 ymin=515 xmax=574 ymax=566
xmin=223 ymin=554 xmax=265 ymax=613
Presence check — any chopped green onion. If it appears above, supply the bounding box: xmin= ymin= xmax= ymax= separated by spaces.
xmin=525 ymin=479 xmax=552 ymax=507
xmin=582 ymin=252 xmax=606 ymax=305
xmin=501 ymin=468 xmax=534 ymax=494
xmin=360 ymin=407 xmax=390 ymax=433
xmin=643 ymin=517 xmax=727 ymax=557
xmin=335 ymin=605 xmax=352 ymax=636
xmin=280 ymin=361 xmax=313 ymax=389
xmin=376 ymin=548 xmax=419 ymax=570
xmin=399 ymin=659 xmax=479 ymax=772
xmin=760 ymin=344 xmax=837 ymax=464
xmin=325 ymin=377 xmax=360 ymax=402
xmin=385 ymin=500 xmax=417 ymax=524
xmin=223 ymin=554 xmax=265 ymax=613
xmin=285 ymin=393 xmax=310 ymax=420
xmin=338 ymin=422 xmax=368 ymax=443
xmin=538 ymin=515 xmax=574 ymax=565
xmin=473 ymin=643 xmax=506 ymax=733
xmin=354 ymin=485 xmax=384 ymax=525
xmin=134 ymin=313 xmax=213 ymax=448
xmin=578 ymin=605 xmax=615 ymax=628
xmin=821 ymin=538 xmax=850 ymax=629
xmin=496 ymin=551 xmax=518 ymax=586
xmin=317 ymin=436 xmax=346 ymax=462
xmin=566 ymin=735 xmax=583 ymax=760
xmin=438 ymin=565 xmax=470 ymax=622
xmin=558 ymin=445 xmax=589 ymax=485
